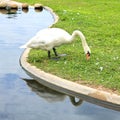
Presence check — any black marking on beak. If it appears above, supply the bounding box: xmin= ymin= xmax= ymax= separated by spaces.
xmin=87 ymin=51 xmax=91 ymax=57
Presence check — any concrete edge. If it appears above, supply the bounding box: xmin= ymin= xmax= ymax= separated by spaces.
xmin=20 ymin=48 xmax=120 ymax=111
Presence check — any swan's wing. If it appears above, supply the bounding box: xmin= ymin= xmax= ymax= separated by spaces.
xmin=38 ymin=28 xmax=71 ymax=43
xmin=20 ymin=28 xmax=71 ymax=49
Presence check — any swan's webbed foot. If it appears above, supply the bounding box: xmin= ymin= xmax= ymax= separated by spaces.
xmin=48 ymin=48 xmax=66 ymax=60
xmin=47 ymin=50 xmax=59 ymax=60
xmin=53 ymin=47 xmax=67 ymax=57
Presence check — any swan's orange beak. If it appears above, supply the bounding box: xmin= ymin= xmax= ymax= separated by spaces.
xmin=86 ymin=52 xmax=90 ymax=60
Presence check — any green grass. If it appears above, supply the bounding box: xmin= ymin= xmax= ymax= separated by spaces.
xmin=18 ymin=0 xmax=120 ymax=93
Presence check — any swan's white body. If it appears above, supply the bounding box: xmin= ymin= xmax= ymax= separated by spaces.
xmin=20 ymin=28 xmax=91 ymax=59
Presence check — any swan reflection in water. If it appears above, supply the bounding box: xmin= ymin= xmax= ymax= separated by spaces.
xmin=22 ymin=78 xmax=83 ymax=106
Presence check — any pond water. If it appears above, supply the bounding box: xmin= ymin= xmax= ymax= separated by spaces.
xmin=0 ymin=7 xmax=120 ymax=120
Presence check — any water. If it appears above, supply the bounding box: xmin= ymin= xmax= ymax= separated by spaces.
xmin=0 ymin=7 xmax=120 ymax=120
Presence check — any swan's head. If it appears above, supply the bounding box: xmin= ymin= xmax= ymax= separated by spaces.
xmin=86 ymin=51 xmax=91 ymax=60
xmin=84 ymin=45 xmax=91 ymax=60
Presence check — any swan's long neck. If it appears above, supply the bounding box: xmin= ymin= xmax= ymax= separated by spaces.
xmin=70 ymin=30 xmax=91 ymax=54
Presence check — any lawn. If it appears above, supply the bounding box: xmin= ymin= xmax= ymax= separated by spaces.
xmin=18 ymin=0 xmax=120 ymax=93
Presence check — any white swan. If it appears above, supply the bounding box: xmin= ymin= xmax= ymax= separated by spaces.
xmin=20 ymin=28 xmax=91 ymax=60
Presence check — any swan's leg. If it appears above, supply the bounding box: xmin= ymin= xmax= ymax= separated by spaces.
xmin=53 ymin=47 xmax=67 ymax=58
xmin=48 ymin=51 xmax=51 ymax=58
xmin=53 ymin=47 xmax=58 ymax=56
